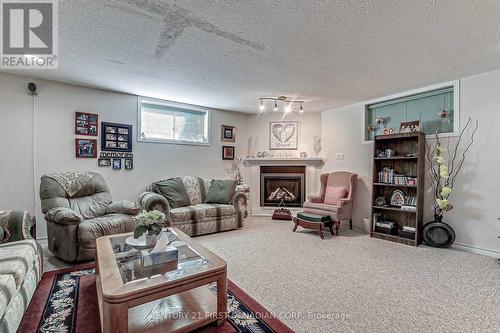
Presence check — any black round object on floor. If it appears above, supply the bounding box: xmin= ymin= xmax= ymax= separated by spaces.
xmin=422 ymin=221 xmax=456 ymax=248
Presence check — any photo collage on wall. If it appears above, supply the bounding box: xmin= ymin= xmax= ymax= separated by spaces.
xmin=221 ymin=125 xmax=235 ymax=160
xmin=74 ymin=112 xmax=133 ymax=170
xmin=99 ymin=122 xmax=133 ymax=170
xmin=75 ymin=112 xmax=98 ymax=158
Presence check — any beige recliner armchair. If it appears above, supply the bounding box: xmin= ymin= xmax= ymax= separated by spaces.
xmin=40 ymin=171 xmax=138 ymax=262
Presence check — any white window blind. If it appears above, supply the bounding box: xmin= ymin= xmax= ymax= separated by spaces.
xmin=138 ymin=98 xmax=210 ymax=145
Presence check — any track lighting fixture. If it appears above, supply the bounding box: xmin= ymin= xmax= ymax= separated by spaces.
xmin=258 ymin=96 xmax=305 ymax=114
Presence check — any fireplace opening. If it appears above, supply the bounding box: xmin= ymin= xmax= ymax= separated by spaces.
xmin=260 ymin=166 xmax=305 ymax=207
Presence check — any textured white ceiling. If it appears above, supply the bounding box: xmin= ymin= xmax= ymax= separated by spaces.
xmin=3 ymin=0 xmax=500 ymax=113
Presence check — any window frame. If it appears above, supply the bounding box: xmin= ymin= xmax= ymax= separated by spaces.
xmin=137 ymin=96 xmax=211 ymax=146
xmin=361 ymin=80 xmax=460 ymax=144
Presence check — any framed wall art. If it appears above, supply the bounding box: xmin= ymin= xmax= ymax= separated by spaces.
xmin=222 ymin=146 xmax=235 ymax=160
xmin=112 ymin=158 xmax=122 ymax=170
xmin=221 ymin=125 xmax=235 ymax=142
xmin=124 ymin=158 xmax=133 ymax=170
xmin=400 ymin=120 xmax=421 ymax=133
xmin=75 ymin=139 xmax=97 ymax=158
xmin=98 ymin=158 xmax=111 ymax=167
xmin=269 ymin=121 xmax=298 ymax=150
xmin=101 ymin=122 xmax=132 ymax=152
xmin=75 ymin=112 xmax=98 ymax=136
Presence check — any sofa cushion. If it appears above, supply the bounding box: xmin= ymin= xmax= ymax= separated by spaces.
xmin=205 ymin=180 xmax=236 ymax=204
xmin=170 ymin=206 xmax=206 ymax=222
xmin=170 ymin=204 xmax=235 ymax=223
xmin=303 ymin=202 xmax=341 ymax=219
xmin=0 ymin=274 xmax=16 ymax=319
xmin=0 ymin=240 xmax=38 ymax=288
xmin=78 ymin=213 xmax=136 ymax=248
xmin=153 ymin=178 xmax=191 ymax=208
xmin=196 ymin=204 xmax=235 ymax=218
xmin=324 ymin=186 xmax=347 ymax=205
xmin=180 ymin=177 xmax=206 ymax=205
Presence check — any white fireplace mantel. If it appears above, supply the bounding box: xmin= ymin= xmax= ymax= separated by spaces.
xmin=243 ymin=157 xmax=324 ymax=216
xmin=244 ymin=157 xmax=324 ymax=166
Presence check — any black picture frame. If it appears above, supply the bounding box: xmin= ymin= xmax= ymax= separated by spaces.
xmin=221 ymin=125 xmax=235 ymax=142
xmin=112 ymin=158 xmax=122 ymax=170
xmin=124 ymin=158 xmax=133 ymax=170
xmin=98 ymin=158 xmax=111 ymax=167
xmin=222 ymin=146 xmax=235 ymax=160
xmin=101 ymin=122 xmax=133 ymax=152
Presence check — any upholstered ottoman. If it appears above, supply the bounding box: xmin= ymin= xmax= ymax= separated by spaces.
xmin=292 ymin=212 xmax=339 ymax=239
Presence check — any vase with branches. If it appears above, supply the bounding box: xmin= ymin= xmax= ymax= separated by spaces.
xmin=227 ymin=157 xmax=243 ymax=185
xmin=426 ymin=117 xmax=479 ymax=221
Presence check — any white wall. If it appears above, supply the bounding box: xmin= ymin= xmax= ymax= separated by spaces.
xmin=0 ymin=72 xmax=250 ymax=239
xmin=244 ymin=111 xmax=322 ymax=157
xmin=321 ymin=69 xmax=500 ymax=255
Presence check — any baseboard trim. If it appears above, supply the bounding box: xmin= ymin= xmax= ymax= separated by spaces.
xmin=452 ymin=243 xmax=500 ymax=258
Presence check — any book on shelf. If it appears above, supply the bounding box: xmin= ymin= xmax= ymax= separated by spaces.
xmin=402 ymin=226 xmax=416 ymax=232
xmin=401 ymin=205 xmax=417 ymax=212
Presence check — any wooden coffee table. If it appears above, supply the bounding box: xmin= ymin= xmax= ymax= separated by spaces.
xmin=95 ymin=228 xmax=227 ymax=333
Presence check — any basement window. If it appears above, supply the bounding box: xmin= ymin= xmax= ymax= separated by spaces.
xmin=138 ymin=97 xmax=210 ymax=145
xmin=364 ymin=81 xmax=459 ymax=141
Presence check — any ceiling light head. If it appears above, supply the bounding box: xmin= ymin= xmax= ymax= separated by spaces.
xmin=284 ymin=105 xmax=292 ymax=113
xmin=299 ymin=104 xmax=304 ymax=113
xmin=259 ymin=99 xmax=265 ymax=111
xmin=273 ymin=101 xmax=279 ymax=112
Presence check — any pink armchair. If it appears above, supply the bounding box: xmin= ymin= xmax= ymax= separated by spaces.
xmin=303 ymin=171 xmax=357 ymax=230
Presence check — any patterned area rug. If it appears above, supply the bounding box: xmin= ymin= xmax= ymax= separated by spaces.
xmin=19 ymin=264 xmax=293 ymax=333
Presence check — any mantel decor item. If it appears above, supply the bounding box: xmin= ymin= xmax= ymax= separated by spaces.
xmin=75 ymin=112 xmax=98 ymax=136
xmin=221 ymin=125 xmax=235 ymax=142
xmin=101 ymin=122 xmax=132 ymax=152
xmin=270 ymin=121 xmax=298 ymax=150
xmin=75 ymin=138 xmax=97 ymax=158
xmin=130 ymin=210 xmax=166 ymax=249
xmin=313 ymin=136 xmax=321 ymax=156
xmin=423 ymin=117 xmax=478 ymax=248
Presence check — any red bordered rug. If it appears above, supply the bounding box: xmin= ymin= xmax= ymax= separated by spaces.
xmin=18 ymin=263 xmax=293 ymax=333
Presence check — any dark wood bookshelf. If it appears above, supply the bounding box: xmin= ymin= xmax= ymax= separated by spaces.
xmin=370 ymin=132 xmax=425 ymax=246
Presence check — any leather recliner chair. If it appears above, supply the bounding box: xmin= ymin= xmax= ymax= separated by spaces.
xmin=40 ymin=172 xmax=138 ymax=262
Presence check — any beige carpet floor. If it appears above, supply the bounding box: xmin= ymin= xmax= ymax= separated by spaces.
xmin=42 ymin=217 xmax=500 ymax=333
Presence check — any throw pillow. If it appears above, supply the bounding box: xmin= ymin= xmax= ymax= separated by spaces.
xmin=153 ymin=178 xmax=191 ymax=208
xmin=204 ymin=179 xmax=237 ymax=204
xmin=324 ymin=186 xmax=347 ymax=205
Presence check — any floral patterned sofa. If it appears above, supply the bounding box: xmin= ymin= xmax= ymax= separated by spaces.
xmin=139 ymin=176 xmax=246 ymax=236
xmin=0 ymin=210 xmax=42 ymax=333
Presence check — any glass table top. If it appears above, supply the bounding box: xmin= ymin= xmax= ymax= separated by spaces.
xmin=109 ymin=229 xmax=209 ymax=284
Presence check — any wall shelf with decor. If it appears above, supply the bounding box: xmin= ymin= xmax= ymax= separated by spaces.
xmin=370 ymin=132 xmax=425 ymax=246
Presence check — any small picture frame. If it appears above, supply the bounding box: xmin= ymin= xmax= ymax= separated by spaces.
xmin=124 ymin=158 xmax=133 ymax=170
xmin=383 ymin=127 xmax=395 ymax=135
xmin=75 ymin=139 xmax=97 ymax=158
xmin=98 ymin=158 xmax=111 ymax=167
xmin=221 ymin=125 xmax=235 ymax=142
xmin=75 ymin=112 xmax=98 ymax=136
xmin=112 ymin=158 xmax=122 ymax=170
xmin=101 ymin=122 xmax=132 ymax=152
xmin=222 ymin=146 xmax=235 ymax=160
xmin=400 ymin=121 xmax=421 ymax=133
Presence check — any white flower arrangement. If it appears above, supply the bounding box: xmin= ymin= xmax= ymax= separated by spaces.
xmin=133 ymin=210 xmax=166 ymax=239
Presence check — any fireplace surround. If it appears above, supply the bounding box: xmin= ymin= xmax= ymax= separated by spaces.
xmin=260 ymin=166 xmax=305 ymax=207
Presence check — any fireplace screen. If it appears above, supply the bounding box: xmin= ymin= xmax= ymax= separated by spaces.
xmin=261 ymin=173 xmax=305 ymax=207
